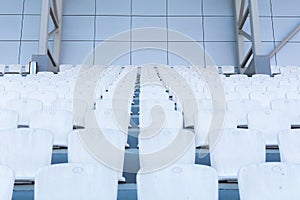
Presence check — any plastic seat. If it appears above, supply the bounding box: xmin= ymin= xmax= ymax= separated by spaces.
xmin=271 ymin=98 xmax=300 ymax=125
xmin=9 ymin=98 xmax=43 ymax=126
xmin=278 ymin=129 xmax=300 ymax=163
xmin=209 ymin=129 xmax=265 ymax=180
xmin=27 ymin=90 xmax=58 ymax=110
xmin=226 ymin=99 xmax=262 ymax=126
xmin=139 ymin=129 xmax=195 ymax=170
xmin=52 ymin=98 xmax=87 ymax=128
xmin=68 ymin=130 xmax=126 ymax=182
xmin=35 ymin=163 xmax=118 ymax=200
xmin=0 ymin=128 xmax=52 ymax=181
xmin=29 ymin=110 xmax=73 ymax=147
xmin=0 ymin=165 xmax=14 ymax=200
xmin=0 ymin=109 xmax=18 ymax=130
xmin=247 ymin=109 xmax=290 ymax=145
xmin=0 ymin=64 xmax=6 ymax=74
xmin=0 ymin=91 xmax=20 ymax=109
xmin=59 ymin=64 xmax=74 ymax=72
xmin=194 ymin=110 xmax=237 ymax=147
xmin=238 ymin=162 xmax=300 ymax=200
xmin=220 ymin=65 xmax=235 ymax=75
xmin=139 ymin=109 xmax=183 ymax=130
xmin=137 ymin=164 xmax=218 ymax=200
xmin=7 ymin=64 xmax=22 ymax=74
xmin=249 ymin=91 xmax=285 ymax=109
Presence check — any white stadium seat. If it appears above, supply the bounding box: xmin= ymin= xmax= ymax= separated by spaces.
xmin=238 ymin=163 xmax=300 ymax=200
xmin=210 ymin=129 xmax=265 ymax=180
xmin=29 ymin=110 xmax=73 ymax=147
xmin=137 ymin=164 xmax=218 ymax=200
xmin=0 ymin=165 xmax=14 ymax=200
xmin=35 ymin=163 xmax=118 ymax=200
xmin=0 ymin=128 xmax=53 ymax=181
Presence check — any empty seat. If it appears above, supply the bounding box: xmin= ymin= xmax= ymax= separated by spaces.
xmin=226 ymin=99 xmax=262 ymax=126
xmin=59 ymin=64 xmax=74 ymax=73
xmin=0 ymin=165 xmax=14 ymax=200
xmin=0 ymin=64 xmax=5 ymax=74
xmin=0 ymin=109 xmax=18 ymax=130
xmin=194 ymin=109 xmax=237 ymax=147
xmin=35 ymin=163 xmax=118 ymax=200
xmin=140 ymin=109 xmax=183 ymax=130
xmin=0 ymin=128 xmax=53 ymax=180
xmin=278 ymin=130 xmax=300 ymax=163
xmin=247 ymin=109 xmax=290 ymax=145
xmin=220 ymin=65 xmax=235 ymax=75
xmin=139 ymin=129 xmax=195 ymax=170
xmin=7 ymin=64 xmax=22 ymax=74
xmin=209 ymin=129 xmax=265 ymax=180
xmin=238 ymin=162 xmax=300 ymax=200
xmin=248 ymin=109 xmax=291 ymax=145
xmin=27 ymin=90 xmax=58 ymax=110
xmin=137 ymin=164 xmax=218 ymax=200
xmin=52 ymin=98 xmax=87 ymax=128
xmin=0 ymin=91 xmax=20 ymax=109
xmin=271 ymin=99 xmax=300 ymax=125
xmin=9 ymin=98 xmax=43 ymax=126
xmin=68 ymin=130 xmax=126 ymax=182
xmin=249 ymin=91 xmax=284 ymax=109
xmin=29 ymin=110 xmax=73 ymax=147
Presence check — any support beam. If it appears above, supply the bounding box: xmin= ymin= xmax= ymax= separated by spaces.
xmin=234 ymin=0 xmax=271 ymax=75
xmin=36 ymin=0 xmax=64 ymax=72
xmin=38 ymin=0 xmax=50 ymax=55
xmin=52 ymin=0 xmax=64 ymax=67
xmin=269 ymin=22 xmax=300 ymax=58
xmin=248 ymin=0 xmax=262 ymax=55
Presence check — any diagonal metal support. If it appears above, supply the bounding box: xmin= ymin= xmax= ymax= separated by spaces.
xmin=269 ymin=22 xmax=300 ymax=58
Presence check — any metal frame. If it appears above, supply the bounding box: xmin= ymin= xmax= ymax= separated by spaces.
xmin=38 ymin=0 xmax=64 ymax=68
xmin=234 ymin=0 xmax=270 ymax=75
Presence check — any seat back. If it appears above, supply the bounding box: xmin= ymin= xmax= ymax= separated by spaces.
xmin=0 ymin=128 xmax=53 ymax=180
xmin=210 ymin=129 xmax=265 ymax=179
xmin=137 ymin=164 xmax=218 ymax=200
xmin=35 ymin=163 xmax=118 ymax=200
xmin=238 ymin=163 xmax=300 ymax=200
xmin=0 ymin=165 xmax=14 ymax=200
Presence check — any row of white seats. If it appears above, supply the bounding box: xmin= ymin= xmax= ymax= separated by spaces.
xmin=0 ymin=128 xmax=125 ymax=183
xmin=1 ymin=162 xmax=300 ymax=200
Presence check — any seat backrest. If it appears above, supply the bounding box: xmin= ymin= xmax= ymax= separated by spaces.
xmin=59 ymin=64 xmax=73 ymax=72
xmin=8 ymin=64 xmax=22 ymax=73
xmin=0 ymin=91 xmax=20 ymax=109
xmin=9 ymin=98 xmax=43 ymax=126
xmin=0 ymin=109 xmax=19 ymax=130
xmin=226 ymin=99 xmax=262 ymax=125
xmin=52 ymin=98 xmax=87 ymax=127
xmin=35 ymin=163 xmax=118 ymax=200
xmin=278 ymin=129 xmax=300 ymax=163
xmin=271 ymin=98 xmax=300 ymax=125
xmin=27 ymin=90 xmax=58 ymax=110
xmin=247 ymin=109 xmax=290 ymax=145
xmin=68 ymin=130 xmax=125 ymax=181
xmin=0 ymin=128 xmax=52 ymax=180
xmin=210 ymin=129 xmax=265 ymax=179
xmin=139 ymin=129 xmax=195 ymax=170
xmin=238 ymin=163 xmax=300 ymax=200
xmin=0 ymin=165 xmax=14 ymax=200
xmin=29 ymin=110 xmax=73 ymax=146
xmin=137 ymin=164 xmax=218 ymax=200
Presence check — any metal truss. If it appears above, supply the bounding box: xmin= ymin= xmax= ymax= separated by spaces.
xmin=34 ymin=0 xmax=64 ymax=72
xmin=234 ymin=0 xmax=271 ymax=75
